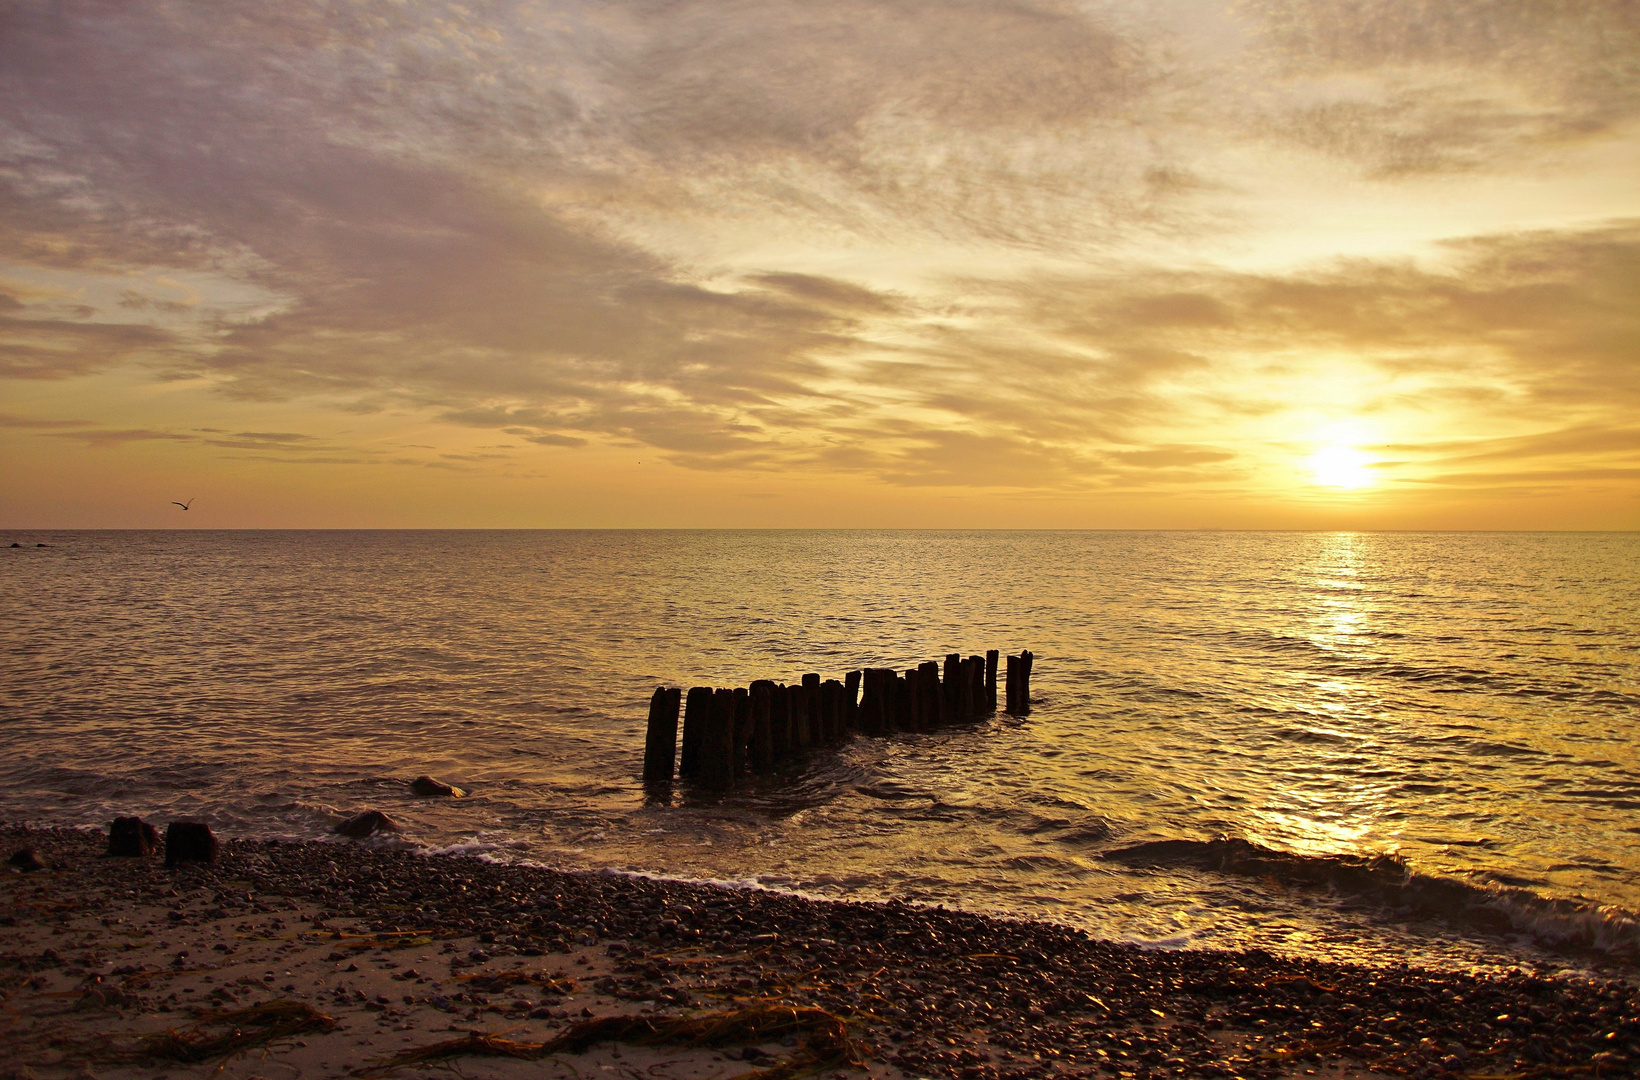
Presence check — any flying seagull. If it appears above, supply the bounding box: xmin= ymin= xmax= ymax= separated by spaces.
xmin=172 ymin=499 xmax=193 ymax=510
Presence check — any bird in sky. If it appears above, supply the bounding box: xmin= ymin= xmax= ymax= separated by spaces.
xmin=172 ymin=499 xmax=193 ymax=510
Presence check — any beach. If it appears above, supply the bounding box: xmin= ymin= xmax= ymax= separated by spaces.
xmin=4 ymin=824 xmax=1632 ymax=1080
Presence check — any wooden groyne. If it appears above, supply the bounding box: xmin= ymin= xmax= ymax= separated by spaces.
xmin=642 ymin=648 xmax=1033 ymax=787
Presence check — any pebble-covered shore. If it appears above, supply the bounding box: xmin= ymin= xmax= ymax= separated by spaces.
xmin=3 ymin=824 xmax=1636 ymax=1079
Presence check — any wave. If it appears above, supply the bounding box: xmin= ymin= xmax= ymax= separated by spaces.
xmin=1101 ymin=836 xmax=1640 ymax=964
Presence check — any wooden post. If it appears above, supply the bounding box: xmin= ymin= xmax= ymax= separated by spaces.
xmin=679 ymin=687 xmax=713 ymax=778
xmin=731 ymin=687 xmax=751 ymax=777
xmin=967 ymin=655 xmax=984 ymax=719
xmin=985 ymin=649 xmax=999 ymax=711
xmin=770 ymin=683 xmax=791 ymax=760
xmin=821 ymin=679 xmax=844 ymax=743
xmin=845 ymin=670 xmax=862 ymax=731
xmin=880 ymin=671 xmax=898 ymax=734
xmin=749 ymin=680 xmax=775 ymax=772
xmin=789 ymin=682 xmax=812 ymax=752
xmin=1007 ymin=653 xmax=1033 ymax=715
xmin=943 ymin=653 xmax=962 ymax=722
xmin=802 ymin=673 xmax=822 ymax=743
xmin=894 ymin=671 xmax=918 ymax=731
xmin=916 ymin=661 xmax=940 ymax=727
xmin=642 ymin=686 xmax=681 ymax=785
xmin=875 ymin=667 xmax=899 ymax=733
xmin=904 ymin=669 xmax=922 ymax=730
xmin=700 ymin=688 xmax=737 ymax=787
xmin=857 ymin=669 xmax=879 ymax=735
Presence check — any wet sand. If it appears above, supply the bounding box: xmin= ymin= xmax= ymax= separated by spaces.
xmin=2 ymin=824 xmax=1632 ymax=1079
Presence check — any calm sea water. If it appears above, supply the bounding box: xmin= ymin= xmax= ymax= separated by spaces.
xmin=3 ymin=530 xmax=1637 ymax=973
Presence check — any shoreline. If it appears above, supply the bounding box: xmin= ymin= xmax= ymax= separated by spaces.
xmin=3 ymin=824 xmax=1634 ymax=1080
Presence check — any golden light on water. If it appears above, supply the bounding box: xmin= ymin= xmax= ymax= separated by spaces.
xmin=1308 ymin=446 xmax=1375 ymax=490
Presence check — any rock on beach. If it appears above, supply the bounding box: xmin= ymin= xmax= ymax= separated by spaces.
xmin=410 ymin=775 xmax=465 ymax=797
xmin=336 ymin=809 xmax=401 ymax=838
xmin=163 ymin=821 xmax=219 ymax=867
xmin=106 ymin=816 xmax=159 ymax=857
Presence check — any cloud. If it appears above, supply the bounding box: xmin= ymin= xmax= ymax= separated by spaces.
xmin=199 ymin=431 xmax=321 ymax=450
xmin=0 ymin=412 xmax=94 ymax=428
xmin=749 ymin=273 xmax=902 ymax=314
xmin=43 ymin=428 xmax=195 ymax=446
xmin=0 ymin=0 xmax=1635 ymax=508
xmin=0 ymin=312 xmax=177 ymax=379
xmin=19 ymin=421 xmax=359 ymax=459
xmin=1021 ymin=220 xmax=1640 ymax=411
xmin=517 ymin=433 xmax=587 ymax=448
xmin=1242 ymin=0 xmax=1640 ymax=174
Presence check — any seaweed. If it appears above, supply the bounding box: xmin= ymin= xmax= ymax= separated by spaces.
xmin=353 ymin=1000 xmax=865 ymax=1079
xmin=454 ymin=968 xmax=578 ymax=994
xmin=135 ymin=999 xmax=337 ymax=1063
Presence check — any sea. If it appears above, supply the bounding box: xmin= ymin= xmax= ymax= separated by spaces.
xmin=3 ymin=530 xmax=1637 ymax=976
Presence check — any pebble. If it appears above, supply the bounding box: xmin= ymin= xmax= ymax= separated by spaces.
xmin=6 ymin=823 xmax=1639 ymax=1080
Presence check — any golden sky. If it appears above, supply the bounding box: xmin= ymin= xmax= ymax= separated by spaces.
xmin=2 ymin=0 xmax=1637 ymax=528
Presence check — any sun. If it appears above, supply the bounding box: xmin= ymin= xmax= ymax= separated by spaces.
xmin=1308 ymin=445 xmax=1374 ymax=489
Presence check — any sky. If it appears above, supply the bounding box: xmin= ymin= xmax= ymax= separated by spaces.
xmin=2 ymin=0 xmax=1637 ymax=529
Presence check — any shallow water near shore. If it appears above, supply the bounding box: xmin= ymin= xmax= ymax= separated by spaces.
xmin=4 ymin=529 xmax=1638 ymax=974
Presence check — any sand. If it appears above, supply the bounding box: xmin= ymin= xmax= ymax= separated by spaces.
xmin=2 ymin=824 xmax=1631 ymax=1080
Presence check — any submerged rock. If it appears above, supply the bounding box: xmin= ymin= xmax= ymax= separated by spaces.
xmin=107 ymin=815 xmax=160 ymax=857
xmin=336 ymin=810 xmax=401 ymax=838
xmin=409 ymin=775 xmax=465 ymax=797
xmin=164 ymin=821 xmax=219 ymax=867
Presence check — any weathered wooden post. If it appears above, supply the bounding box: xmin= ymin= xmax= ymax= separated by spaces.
xmin=943 ymin=653 xmax=962 ymax=722
xmin=845 ymin=670 xmax=862 ymax=731
xmin=700 ymin=688 xmax=737 ymax=787
xmin=903 ymin=668 xmax=922 ymax=730
xmin=770 ymin=683 xmax=792 ymax=760
xmin=876 ymin=667 xmax=900 ymax=733
xmin=916 ymin=660 xmax=941 ymax=727
xmin=679 ymin=686 xmax=713 ymax=778
xmin=642 ymin=686 xmax=682 ymax=785
xmin=820 ymin=679 xmax=843 ymax=742
xmin=750 ymin=680 xmax=775 ymax=772
xmin=731 ymin=687 xmax=751 ymax=776
xmin=954 ymin=656 xmax=973 ymax=720
xmin=789 ymin=682 xmax=812 ymax=752
xmin=1006 ymin=652 xmax=1034 ymax=715
xmin=856 ymin=668 xmax=879 ymax=735
xmin=985 ymin=649 xmax=999 ymax=711
xmin=967 ymin=655 xmax=985 ymax=719
xmin=895 ymin=671 xmax=920 ymax=731
xmin=802 ymin=673 xmax=822 ymax=743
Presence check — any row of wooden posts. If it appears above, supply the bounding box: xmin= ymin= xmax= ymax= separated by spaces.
xmin=641 ymin=649 xmax=1034 ymax=787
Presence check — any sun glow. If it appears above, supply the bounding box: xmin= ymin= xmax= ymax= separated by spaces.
xmin=1308 ymin=445 xmax=1374 ymax=489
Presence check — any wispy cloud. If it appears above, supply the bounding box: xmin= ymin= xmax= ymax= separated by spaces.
xmin=42 ymin=428 xmax=196 ymax=447
xmin=0 ymin=413 xmax=95 ymax=429
xmin=1 ymin=0 xmax=1636 ymax=522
